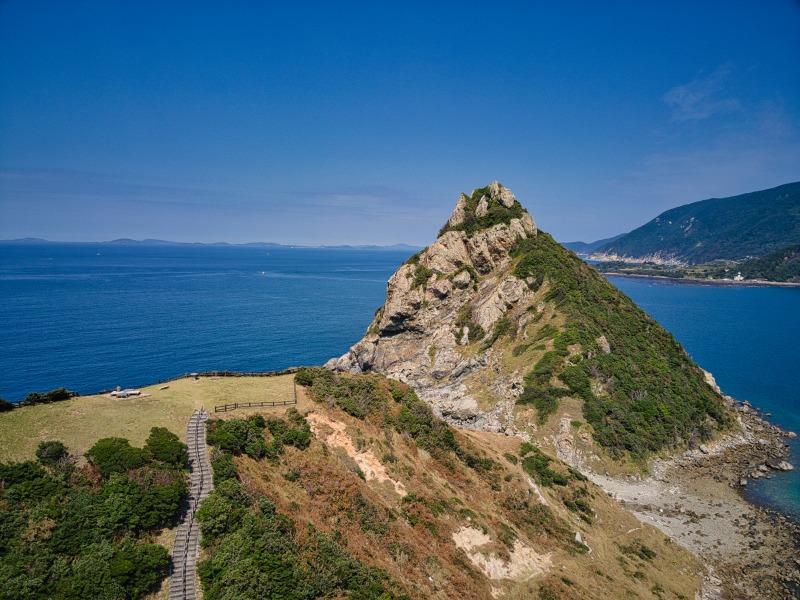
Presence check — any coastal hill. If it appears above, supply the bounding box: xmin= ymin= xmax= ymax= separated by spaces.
xmin=0 ymin=373 xmax=704 ymax=599
xmin=591 ymin=181 xmax=800 ymax=264
xmin=329 ymin=181 xmax=730 ymax=464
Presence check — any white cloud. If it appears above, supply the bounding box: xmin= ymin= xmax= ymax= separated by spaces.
xmin=662 ymin=64 xmax=741 ymax=122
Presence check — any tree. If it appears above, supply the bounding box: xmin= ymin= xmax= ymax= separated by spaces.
xmin=36 ymin=440 xmax=68 ymax=466
xmin=86 ymin=438 xmax=148 ymax=477
xmin=144 ymin=427 xmax=188 ymax=468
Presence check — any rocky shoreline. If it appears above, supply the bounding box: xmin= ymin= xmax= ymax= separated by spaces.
xmin=588 ymin=397 xmax=800 ymax=599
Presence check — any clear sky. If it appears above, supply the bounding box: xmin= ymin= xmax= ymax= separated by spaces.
xmin=1 ymin=1 xmax=798 ymax=245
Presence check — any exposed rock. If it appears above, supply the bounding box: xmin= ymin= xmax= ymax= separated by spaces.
xmin=488 ymin=180 xmax=517 ymax=208
xmin=596 ymin=335 xmax=611 ymax=354
xmin=475 ymin=195 xmax=489 ymax=217
xmin=703 ymin=369 xmax=722 ymax=395
xmin=327 ymin=182 xmax=537 ymax=429
xmin=447 ymin=193 xmax=469 ymax=228
xmin=452 ymin=269 xmax=472 ymax=289
xmin=766 ymin=460 xmax=793 ymax=471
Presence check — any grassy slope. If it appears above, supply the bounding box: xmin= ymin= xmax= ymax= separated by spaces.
xmin=0 ymin=375 xmax=295 ymax=462
xmin=597 ymin=181 xmax=800 ymax=263
xmin=0 ymin=368 xmax=702 ymax=598
xmin=206 ymin=369 xmax=702 ymax=600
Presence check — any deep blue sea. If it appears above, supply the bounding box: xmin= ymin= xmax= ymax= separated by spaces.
xmin=0 ymin=244 xmax=798 ymax=518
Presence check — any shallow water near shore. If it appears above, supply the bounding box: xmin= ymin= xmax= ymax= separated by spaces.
xmin=1 ymin=243 xmax=797 ymax=518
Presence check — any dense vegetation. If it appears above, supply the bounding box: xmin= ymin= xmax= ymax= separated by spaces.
xmin=712 ymin=244 xmax=800 ymax=282
xmin=199 ymin=410 xmax=407 ymax=600
xmin=19 ymin=387 xmax=79 ymax=407
xmin=511 ymin=232 xmax=730 ymax=458
xmin=0 ymin=430 xmax=188 ymax=599
xmin=596 ymin=181 xmax=800 ymax=263
xmin=206 ymin=411 xmax=311 ymax=461
xmin=439 ymin=185 xmax=525 ymax=236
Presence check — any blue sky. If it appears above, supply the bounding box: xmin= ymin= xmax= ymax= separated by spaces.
xmin=1 ymin=1 xmax=798 ymax=245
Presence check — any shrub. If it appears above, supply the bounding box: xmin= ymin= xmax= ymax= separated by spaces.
xmin=294 ymin=368 xmax=315 ymax=387
xmin=211 ymin=451 xmax=238 ymax=484
xmin=482 ymin=317 xmax=514 ymax=349
xmin=411 ymin=264 xmax=434 ymax=288
xmin=20 ymin=387 xmax=78 ymax=406
xmin=144 ymin=427 xmax=188 ymax=468
xmin=206 ymin=418 xmax=267 ymax=459
xmin=36 ymin=440 xmax=68 ymax=466
xmin=621 ymin=541 xmax=657 ymax=561
xmin=0 ymin=398 xmax=14 ymax=412
xmin=521 ymin=448 xmax=568 ymax=487
xmin=394 ymin=390 xmax=458 ymax=455
xmin=86 ymin=438 xmax=148 ymax=477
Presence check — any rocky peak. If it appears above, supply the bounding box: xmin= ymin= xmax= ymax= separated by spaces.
xmin=327 ymin=181 xmax=727 ymax=459
xmin=442 ymin=181 xmax=534 ymax=237
xmin=327 ymin=182 xmax=538 ymax=431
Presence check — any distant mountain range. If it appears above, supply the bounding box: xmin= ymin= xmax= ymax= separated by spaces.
xmin=562 ymin=234 xmax=625 ymax=255
xmin=0 ymin=238 xmax=420 ymax=251
xmin=589 ymin=182 xmax=800 ymax=264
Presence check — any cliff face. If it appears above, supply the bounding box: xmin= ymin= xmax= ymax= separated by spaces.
xmin=329 ymin=182 xmax=730 ymax=462
xmin=328 ymin=182 xmax=537 ymax=432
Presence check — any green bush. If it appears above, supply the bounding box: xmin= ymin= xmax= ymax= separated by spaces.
xmin=20 ymin=387 xmax=78 ymax=406
xmin=196 ymin=480 xmax=249 ymax=546
xmin=36 ymin=440 xmax=68 ymax=466
xmin=521 ymin=448 xmax=568 ymax=487
xmin=86 ymin=438 xmax=149 ymax=477
xmin=0 ymin=398 xmax=14 ymax=412
xmin=144 ymin=427 xmax=188 ymax=468
xmin=411 ymin=264 xmax=434 ymax=288
xmin=394 ymin=390 xmax=458 ymax=455
xmin=294 ymin=368 xmax=315 ymax=387
xmin=211 ymin=451 xmax=238 ymax=484
xmin=206 ymin=418 xmax=267 ymax=459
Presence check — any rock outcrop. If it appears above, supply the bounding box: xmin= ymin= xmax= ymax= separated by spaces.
xmin=328 ymin=182 xmax=537 ymax=431
xmin=328 ymin=181 xmax=730 ymax=459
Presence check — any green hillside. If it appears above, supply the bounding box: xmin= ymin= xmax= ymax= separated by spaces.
xmin=597 ymin=182 xmax=800 ymax=264
xmin=510 ymin=232 xmax=730 ymax=457
xmin=707 ymin=244 xmax=800 ymax=282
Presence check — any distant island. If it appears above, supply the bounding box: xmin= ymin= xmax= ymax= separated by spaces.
xmin=0 ymin=237 xmax=421 ymax=252
xmin=565 ymin=181 xmax=800 ymax=284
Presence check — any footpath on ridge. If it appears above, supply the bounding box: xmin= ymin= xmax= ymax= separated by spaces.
xmin=169 ymin=410 xmax=212 ymax=600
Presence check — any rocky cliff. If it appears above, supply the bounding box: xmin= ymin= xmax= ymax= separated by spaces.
xmin=329 ymin=182 xmax=730 ymax=462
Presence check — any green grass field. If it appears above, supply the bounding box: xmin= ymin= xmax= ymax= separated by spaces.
xmin=0 ymin=374 xmax=296 ymax=462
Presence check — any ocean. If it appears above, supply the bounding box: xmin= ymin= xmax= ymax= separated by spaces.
xmin=1 ymin=243 xmax=798 ymax=517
